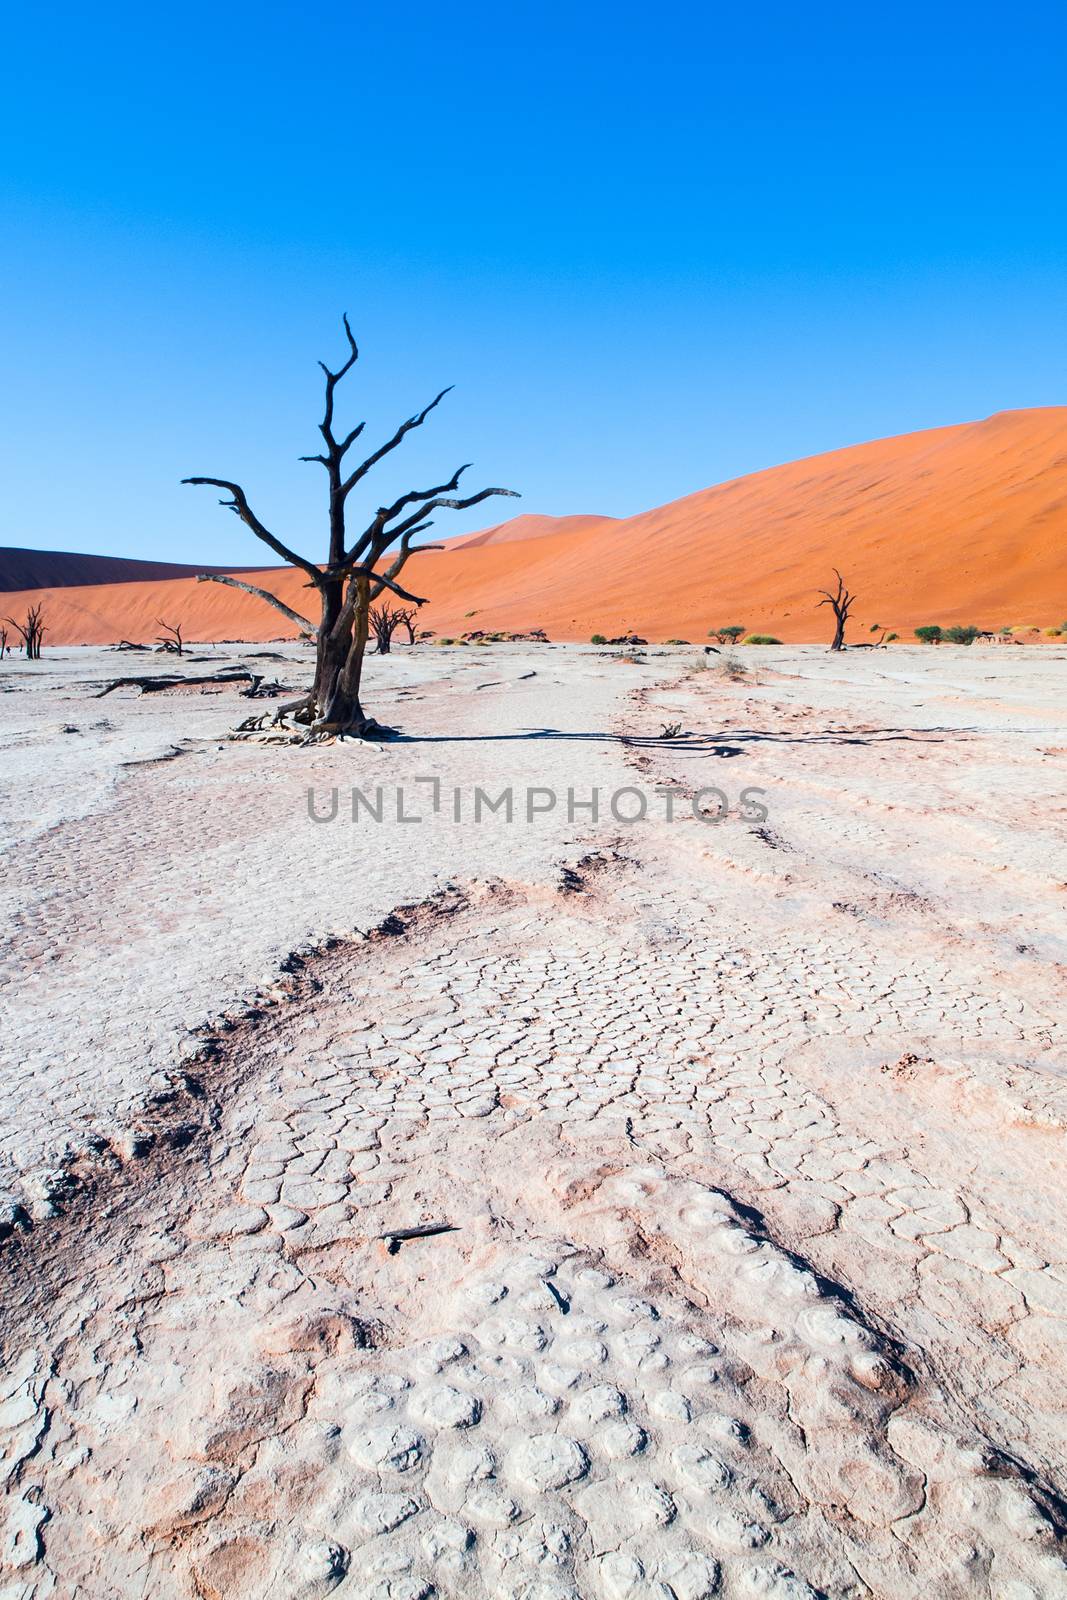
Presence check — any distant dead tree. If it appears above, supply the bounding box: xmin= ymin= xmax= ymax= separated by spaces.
xmin=0 ymin=626 xmax=8 ymax=659
xmin=817 ymin=570 xmax=855 ymax=651
xmin=185 ymin=317 xmax=518 ymax=738
xmin=370 ymin=602 xmax=418 ymax=654
xmin=4 ymin=603 xmax=46 ymax=660
xmin=155 ymin=618 xmax=183 ymax=655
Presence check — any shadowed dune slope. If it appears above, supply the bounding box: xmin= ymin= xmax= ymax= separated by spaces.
xmin=5 ymin=408 xmax=1066 ymax=644
xmin=0 ymin=548 xmax=258 ymax=593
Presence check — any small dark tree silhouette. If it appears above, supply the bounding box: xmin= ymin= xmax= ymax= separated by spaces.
xmin=817 ymin=570 xmax=855 ymax=651
xmin=369 ymin=602 xmax=416 ymax=654
xmin=156 ymin=618 xmax=184 ymax=655
xmin=5 ymin=603 xmax=46 ymax=660
xmin=0 ymin=625 xmax=8 ymax=659
xmin=710 ymin=625 xmax=745 ymax=645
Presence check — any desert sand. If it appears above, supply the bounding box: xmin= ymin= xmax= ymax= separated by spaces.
xmin=4 ymin=407 xmax=1067 ymax=647
xmin=1 ymin=638 xmax=1065 ymax=1597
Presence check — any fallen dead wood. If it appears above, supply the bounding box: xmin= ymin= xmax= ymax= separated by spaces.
xmin=93 ymin=669 xmax=276 ymax=699
xmin=378 ymin=1222 xmax=458 ymax=1255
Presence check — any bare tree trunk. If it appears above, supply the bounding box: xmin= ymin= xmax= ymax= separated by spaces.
xmin=317 ymin=576 xmax=374 ymax=732
xmin=817 ymin=571 xmax=855 ymax=652
xmin=4 ymin=605 xmax=45 ymax=660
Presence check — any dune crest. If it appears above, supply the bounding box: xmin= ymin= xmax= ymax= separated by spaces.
xmin=4 ymin=407 xmax=1066 ymax=644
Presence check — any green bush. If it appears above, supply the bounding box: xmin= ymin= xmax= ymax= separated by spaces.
xmin=914 ymin=625 xmax=942 ymax=644
xmin=943 ymin=625 xmax=979 ymax=645
xmin=663 ymin=637 xmax=690 ymax=645
xmin=886 ymin=632 xmax=899 ymax=642
xmin=1043 ymin=627 xmax=1061 ymax=637
xmin=741 ymin=633 xmax=781 ymax=645
xmin=590 ymin=633 xmax=607 ymax=645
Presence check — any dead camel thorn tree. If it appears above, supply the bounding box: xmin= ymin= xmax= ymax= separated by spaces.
xmin=155 ymin=618 xmax=183 ymax=655
xmin=817 ymin=569 xmax=856 ymax=651
xmin=4 ymin=603 xmax=46 ymax=660
xmin=370 ymin=602 xmax=417 ymax=654
xmin=185 ymin=317 xmax=518 ymax=738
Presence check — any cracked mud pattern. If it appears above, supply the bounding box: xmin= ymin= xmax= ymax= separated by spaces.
xmin=1 ymin=648 xmax=1066 ymax=1598
xmin=2 ymin=868 xmax=1065 ymax=1598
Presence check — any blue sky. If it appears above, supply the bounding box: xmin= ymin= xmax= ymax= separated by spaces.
xmin=2 ymin=1 xmax=1065 ymax=564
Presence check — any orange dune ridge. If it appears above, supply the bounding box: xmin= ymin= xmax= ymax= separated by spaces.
xmin=4 ymin=408 xmax=1066 ymax=646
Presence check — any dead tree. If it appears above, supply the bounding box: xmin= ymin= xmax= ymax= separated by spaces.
xmin=185 ymin=318 xmax=518 ymax=737
xmin=370 ymin=602 xmax=417 ymax=654
xmin=4 ymin=603 xmax=46 ymax=660
xmin=156 ymin=618 xmax=183 ymax=655
xmin=0 ymin=626 xmax=7 ymax=659
xmin=817 ymin=570 xmax=855 ymax=651
xmin=95 ymin=669 xmax=271 ymax=698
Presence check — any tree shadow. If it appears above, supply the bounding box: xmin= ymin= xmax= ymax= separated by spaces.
xmin=392 ymin=726 xmax=968 ymax=753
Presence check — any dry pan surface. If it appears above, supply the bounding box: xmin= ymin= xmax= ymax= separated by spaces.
xmin=0 ymin=641 xmax=1065 ymax=1598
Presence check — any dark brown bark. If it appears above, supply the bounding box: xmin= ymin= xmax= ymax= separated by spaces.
xmin=94 ymin=670 xmax=267 ymax=698
xmin=369 ymin=602 xmax=416 ymax=654
xmin=4 ymin=604 xmax=46 ymax=660
xmin=196 ymin=574 xmax=317 ymax=636
xmin=184 ymin=318 xmax=517 ymax=737
xmin=155 ymin=618 xmax=183 ymax=655
xmin=817 ymin=570 xmax=856 ymax=651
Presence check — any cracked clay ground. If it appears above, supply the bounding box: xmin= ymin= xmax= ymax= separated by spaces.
xmin=1 ymin=643 xmax=1065 ymax=1598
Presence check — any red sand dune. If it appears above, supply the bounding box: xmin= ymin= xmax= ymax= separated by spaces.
xmin=4 ymin=408 xmax=1066 ymax=646
xmin=449 ymin=513 xmax=618 ymax=550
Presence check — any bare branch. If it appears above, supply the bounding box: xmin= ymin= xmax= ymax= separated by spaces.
xmin=197 ymin=574 xmax=318 ymax=636
xmin=319 ymin=313 xmax=359 ymax=447
xmin=340 ymin=387 xmax=454 ymax=499
xmin=347 ymin=484 xmax=519 ymax=568
xmin=369 ymin=528 xmax=444 ymax=603
xmin=376 ymin=465 xmax=471 ymax=525
xmin=351 ymin=566 xmax=428 ymax=606
xmin=816 ymin=568 xmax=856 ymax=651
xmin=155 ymin=617 xmax=184 ymax=655
xmin=182 ymin=478 xmax=324 ymax=589
xmin=383 ymin=485 xmax=519 ymax=547
xmin=95 ymin=669 xmax=263 ymax=699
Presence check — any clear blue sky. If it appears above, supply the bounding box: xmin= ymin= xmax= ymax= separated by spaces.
xmin=2 ymin=1 xmax=1065 ymax=564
